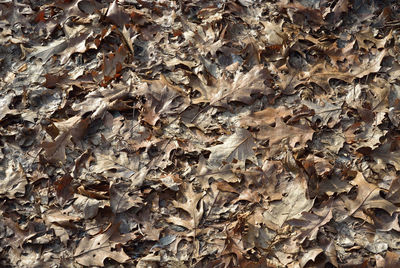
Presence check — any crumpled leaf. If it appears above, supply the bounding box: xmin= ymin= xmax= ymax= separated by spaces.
xmin=90 ymin=152 xmax=137 ymax=180
xmin=72 ymin=85 xmax=132 ymax=119
xmin=386 ymin=176 xmax=400 ymax=205
xmin=73 ymin=194 xmax=107 ymax=219
xmin=41 ymin=116 xmax=90 ymax=163
xmin=208 ymin=128 xmax=256 ymax=168
xmin=0 ymin=94 xmax=15 ymax=121
xmin=351 ymin=49 xmax=386 ymax=79
xmin=0 ymin=161 xmax=27 ymax=198
xmin=371 ymin=142 xmax=400 ymax=172
xmin=74 ymin=223 xmax=130 ymax=266
xmin=299 ymin=247 xmax=324 ymax=268
xmin=105 ymin=0 xmax=130 ymax=28
xmin=54 ymin=174 xmax=74 ymax=206
xmin=303 ymin=155 xmax=333 ymax=177
xmin=240 ymin=106 xmax=291 ymax=127
xmin=384 ymin=251 xmax=400 ymax=268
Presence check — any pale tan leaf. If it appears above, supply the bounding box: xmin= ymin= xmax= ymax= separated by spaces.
xmin=256 ymin=117 xmax=314 ymax=148
xmin=208 ymin=128 xmax=256 ymax=168
xmin=74 ymin=223 xmax=129 ymax=267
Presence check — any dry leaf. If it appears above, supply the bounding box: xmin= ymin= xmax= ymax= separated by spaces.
xmin=74 ymin=223 xmax=130 ymax=266
xmin=256 ymin=117 xmax=314 ymax=148
xmin=208 ymin=128 xmax=256 ymax=168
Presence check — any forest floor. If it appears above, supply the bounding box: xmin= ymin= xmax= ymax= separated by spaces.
xmin=1 ymin=0 xmax=400 ymax=267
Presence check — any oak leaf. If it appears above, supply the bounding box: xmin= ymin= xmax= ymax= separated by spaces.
xmin=167 ymin=183 xmax=204 ymax=231
xmin=256 ymin=117 xmax=314 ymax=148
xmin=41 ymin=116 xmax=90 ymax=163
xmin=207 ymin=128 xmax=256 ymax=168
xmin=193 ymin=65 xmax=273 ymax=108
xmin=263 ymin=175 xmax=314 ymax=230
xmin=341 ymin=172 xmax=398 ymax=222
xmin=287 ymin=205 xmax=333 ymax=243
xmin=110 ymin=181 xmax=143 ymax=214
xmin=139 ymin=75 xmax=189 ymax=125
xmin=302 ymin=100 xmax=343 ymax=128
xmin=240 ymin=106 xmax=291 ymax=127
xmin=0 ymin=161 xmax=27 ymax=199
xmin=74 ymin=223 xmax=130 ymax=266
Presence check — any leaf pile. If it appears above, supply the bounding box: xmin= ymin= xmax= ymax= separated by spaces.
xmin=1 ymin=0 xmax=400 ymax=267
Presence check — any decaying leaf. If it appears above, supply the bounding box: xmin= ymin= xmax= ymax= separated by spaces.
xmin=240 ymin=106 xmax=292 ymax=127
xmin=303 ymin=100 xmax=343 ymax=128
xmin=110 ymin=181 xmax=143 ymax=214
xmin=138 ymin=75 xmax=189 ymax=125
xmin=0 ymin=161 xmax=27 ymax=198
xmin=41 ymin=116 xmax=90 ymax=163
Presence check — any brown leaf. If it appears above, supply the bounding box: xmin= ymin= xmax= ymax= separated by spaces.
xmin=54 ymin=174 xmax=74 ymax=206
xmin=0 ymin=161 xmax=27 ymax=199
xmin=208 ymin=128 xmax=256 ymax=168
xmin=168 ymin=183 xmax=204 ymax=231
xmin=263 ymin=175 xmax=314 ymax=230
xmin=302 ymin=100 xmax=343 ymax=128
xmin=384 ymin=251 xmax=400 ymax=268
xmin=351 ymin=49 xmax=386 ymax=79
xmin=106 ymin=0 xmax=130 ymax=27
xmin=240 ymin=106 xmax=291 ymax=127
xmin=371 ymin=142 xmax=400 ymax=172
xmin=387 ymin=176 xmax=400 ymax=205
xmin=303 ymin=155 xmax=333 ymax=178
xmin=299 ymin=247 xmax=323 ymax=268
xmin=110 ymin=181 xmax=143 ymax=214
xmin=41 ymin=116 xmax=90 ymax=163
xmin=256 ymin=117 xmax=314 ymax=148
xmin=100 ymin=44 xmax=128 ymax=85
xmin=341 ymin=172 xmax=398 ymax=221
xmin=74 ymin=223 xmax=130 ymax=266
xmin=193 ymin=65 xmax=273 ymax=108
xmin=287 ymin=205 xmax=333 ymax=243
xmin=139 ymin=75 xmax=189 ymax=125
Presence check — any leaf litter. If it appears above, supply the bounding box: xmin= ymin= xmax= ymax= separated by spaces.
xmin=1 ymin=0 xmax=400 ymax=267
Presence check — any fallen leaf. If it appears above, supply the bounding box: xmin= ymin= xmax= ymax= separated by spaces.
xmin=139 ymin=75 xmax=189 ymax=125
xmin=287 ymin=205 xmax=333 ymax=243
xmin=240 ymin=106 xmax=291 ymax=127
xmin=208 ymin=128 xmax=256 ymax=168
xmin=74 ymin=223 xmax=130 ymax=266
xmin=110 ymin=181 xmax=143 ymax=214
xmin=302 ymin=100 xmax=343 ymax=128
xmin=341 ymin=172 xmax=398 ymax=222
xmin=193 ymin=65 xmax=273 ymax=108
xmin=263 ymin=175 xmax=314 ymax=230
xmin=256 ymin=117 xmax=314 ymax=148
xmin=168 ymin=183 xmax=204 ymax=231
xmin=0 ymin=161 xmax=27 ymax=198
